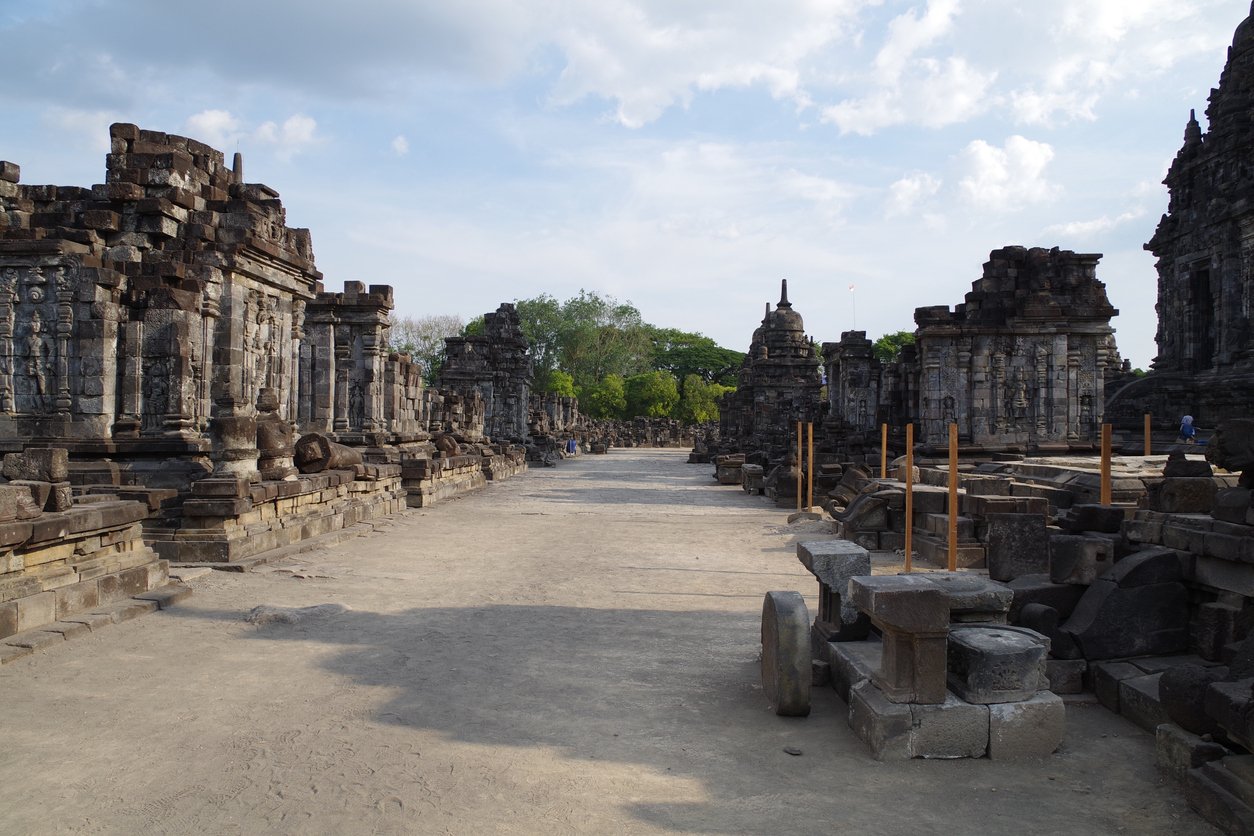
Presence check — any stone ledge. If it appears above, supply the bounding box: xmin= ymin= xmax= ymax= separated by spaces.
xmin=0 ymin=585 xmax=190 ymax=666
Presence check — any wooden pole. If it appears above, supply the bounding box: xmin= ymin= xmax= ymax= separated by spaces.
xmin=1144 ymin=413 xmax=1152 ymax=457
xmin=796 ymin=421 xmax=803 ymax=512
xmin=806 ymin=422 xmax=814 ymax=512
xmin=880 ymin=423 xmax=888 ymax=479
xmin=948 ymin=422 xmax=958 ymax=573
xmin=1100 ymin=423 xmax=1112 ymax=506
xmin=903 ymin=423 xmax=914 ymax=573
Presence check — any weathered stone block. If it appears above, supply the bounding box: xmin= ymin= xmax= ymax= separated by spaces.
xmin=15 ymin=591 xmax=55 ymax=632
xmin=1156 ymin=478 xmax=1218 ymax=514
xmin=947 ymin=626 xmax=1048 ymax=704
xmin=1092 ymin=661 xmax=1144 ymax=713
xmin=797 ymin=539 xmax=870 ymax=642
xmin=988 ymin=692 xmax=1065 ymax=760
xmin=1185 ymin=756 xmax=1254 ymax=835
xmin=985 ymin=513 xmax=1049 ymax=582
xmin=1063 ymin=504 xmax=1126 ymax=534
xmin=1049 ymin=534 xmax=1112 ymax=585
xmin=1007 ymin=574 xmax=1085 ymax=623
xmin=2 ymin=447 xmax=68 ymax=482
xmin=849 ymin=680 xmax=912 ymax=761
xmin=909 ymin=694 xmax=989 ymax=759
xmin=1157 ymin=723 xmax=1230 ymax=781
xmin=828 ymin=638 xmax=880 ymax=704
xmin=919 ymin=573 xmax=1012 ymax=623
xmin=1119 ymin=672 xmax=1168 ymax=732
xmin=1045 ymin=659 xmax=1086 ymax=694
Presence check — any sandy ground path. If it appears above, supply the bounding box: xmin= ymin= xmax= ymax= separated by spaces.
xmin=0 ymin=448 xmax=1210 ymax=835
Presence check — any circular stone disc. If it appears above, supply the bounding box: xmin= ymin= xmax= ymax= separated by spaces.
xmin=761 ymin=590 xmax=812 ymax=717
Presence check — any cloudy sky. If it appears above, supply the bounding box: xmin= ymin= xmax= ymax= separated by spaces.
xmin=3 ymin=0 xmax=1250 ymax=368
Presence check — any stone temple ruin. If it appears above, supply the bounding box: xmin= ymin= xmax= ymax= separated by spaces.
xmin=745 ymin=7 xmax=1254 ymax=826
xmin=1107 ymin=5 xmax=1254 ymax=434
xmin=0 ymin=123 xmax=554 ymax=644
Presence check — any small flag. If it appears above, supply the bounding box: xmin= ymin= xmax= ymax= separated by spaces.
xmin=848 ymin=283 xmax=856 ymax=292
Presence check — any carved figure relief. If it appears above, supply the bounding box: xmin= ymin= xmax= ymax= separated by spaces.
xmin=24 ymin=311 xmax=49 ymax=410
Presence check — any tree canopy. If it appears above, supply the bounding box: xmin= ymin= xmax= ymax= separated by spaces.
xmin=388 ymin=313 xmax=466 ymax=384
xmin=872 ymin=330 xmax=916 ymax=364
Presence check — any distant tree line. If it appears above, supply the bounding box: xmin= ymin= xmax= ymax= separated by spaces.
xmin=392 ymin=290 xmax=744 ymax=423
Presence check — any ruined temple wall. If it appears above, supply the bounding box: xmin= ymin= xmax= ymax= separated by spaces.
xmin=440 ymin=303 xmax=532 ymax=442
xmin=298 ymin=282 xmax=394 ymax=441
xmin=0 ymin=124 xmax=323 ymax=482
xmin=908 ymin=247 xmax=1116 ymax=452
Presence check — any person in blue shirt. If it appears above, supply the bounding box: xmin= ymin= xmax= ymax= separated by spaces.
xmin=1178 ymin=415 xmax=1197 ymax=444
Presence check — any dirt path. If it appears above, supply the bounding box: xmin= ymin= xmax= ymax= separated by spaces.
xmin=0 ymin=449 xmax=1208 ymax=835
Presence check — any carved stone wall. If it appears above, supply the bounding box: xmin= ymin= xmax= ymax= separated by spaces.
xmin=910 ymin=247 xmax=1117 ymax=452
xmin=299 ymin=282 xmax=393 ymax=444
xmin=0 ymin=123 xmax=322 ymax=484
xmin=439 ymin=303 xmax=533 ymax=442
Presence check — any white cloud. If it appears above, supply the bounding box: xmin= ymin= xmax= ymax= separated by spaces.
xmin=185 ymin=109 xmax=243 ymax=149
xmin=874 ymin=0 xmax=961 ymax=79
xmin=42 ymin=108 xmax=119 ymax=152
xmin=390 ymin=135 xmax=409 ymax=156
xmin=957 ymin=135 xmax=1058 ymax=211
xmin=182 ymin=110 xmax=319 ymax=160
xmin=822 ymin=56 xmax=995 ymax=134
xmin=1044 ymin=208 xmax=1147 ymax=239
xmin=254 ymin=114 xmax=319 ymax=160
xmin=886 ymin=172 xmax=942 ymax=217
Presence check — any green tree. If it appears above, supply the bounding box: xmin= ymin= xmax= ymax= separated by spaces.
xmin=537 ymin=369 xmax=576 ymax=397
xmin=624 ymin=371 xmax=680 ymax=418
xmin=580 ymin=374 xmax=627 ymax=419
xmin=512 ymin=290 xmax=653 ymax=388
xmin=676 ymin=374 xmax=734 ymax=423
xmin=648 ymin=327 xmax=744 ymax=386
xmin=388 ymin=313 xmax=466 ymax=384
xmin=872 ymin=330 xmax=916 ymax=364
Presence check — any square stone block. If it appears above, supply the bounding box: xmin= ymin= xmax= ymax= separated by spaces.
xmin=988 ymin=692 xmax=1065 ymax=759
xmin=850 ymin=574 xmax=949 ymax=633
xmin=849 ymin=680 xmax=911 ymax=761
xmin=909 ymin=694 xmax=990 ymax=759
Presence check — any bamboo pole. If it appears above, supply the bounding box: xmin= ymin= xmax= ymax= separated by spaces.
xmin=1100 ymin=423 xmax=1112 ymax=506
xmin=903 ymin=423 xmax=914 ymax=573
xmin=948 ymin=422 xmax=958 ymax=572
xmin=806 ymin=422 xmax=814 ymax=512
xmin=880 ymin=423 xmax=888 ymax=479
xmin=1144 ymin=413 xmax=1152 ymax=457
xmin=796 ymin=421 xmax=803 ymax=512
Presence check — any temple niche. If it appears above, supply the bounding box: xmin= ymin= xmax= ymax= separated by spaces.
xmin=1107 ymin=8 xmax=1254 ymax=429
xmin=719 ymin=280 xmax=823 ymax=456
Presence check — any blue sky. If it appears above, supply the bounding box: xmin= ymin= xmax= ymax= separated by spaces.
xmin=3 ymin=0 xmax=1250 ymax=369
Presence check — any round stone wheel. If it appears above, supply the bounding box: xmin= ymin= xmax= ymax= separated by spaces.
xmin=761 ymin=590 xmax=812 ymax=717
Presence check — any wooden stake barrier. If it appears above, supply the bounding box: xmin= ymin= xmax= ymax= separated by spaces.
xmin=903 ymin=423 xmax=914 ymax=573
xmin=948 ymin=423 xmax=958 ymax=573
xmin=796 ymin=421 xmax=803 ymax=512
xmin=1100 ymin=423 xmax=1112 ymax=506
xmin=880 ymin=423 xmax=888 ymax=479
xmin=806 ymin=422 xmax=814 ymax=512
xmin=1144 ymin=413 xmax=1152 ymax=457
